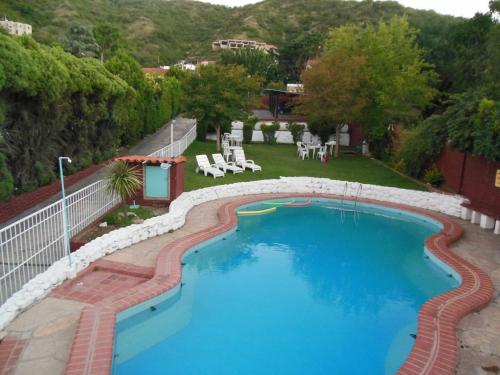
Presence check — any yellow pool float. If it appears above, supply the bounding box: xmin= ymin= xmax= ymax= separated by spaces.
xmin=236 ymin=207 xmax=277 ymax=216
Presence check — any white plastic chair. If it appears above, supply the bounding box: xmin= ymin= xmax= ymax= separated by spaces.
xmin=316 ymin=145 xmax=327 ymax=160
xmin=298 ymin=144 xmax=309 ymax=160
xmin=195 ymin=155 xmax=225 ymax=178
xmin=212 ymin=153 xmax=243 ymax=174
xmin=296 ymin=142 xmax=303 ymax=156
xmin=221 ymin=142 xmax=231 ymax=161
xmin=234 ymin=149 xmax=262 ymax=172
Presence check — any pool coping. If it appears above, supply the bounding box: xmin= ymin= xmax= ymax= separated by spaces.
xmin=64 ymin=194 xmax=494 ymax=375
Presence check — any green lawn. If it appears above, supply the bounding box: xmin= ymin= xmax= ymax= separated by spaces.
xmin=183 ymin=141 xmax=426 ymax=191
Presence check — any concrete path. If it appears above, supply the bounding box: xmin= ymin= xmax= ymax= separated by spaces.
xmin=1 ymin=199 xmax=498 ymax=374
xmin=1 ymin=117 xmax=195 ymax=228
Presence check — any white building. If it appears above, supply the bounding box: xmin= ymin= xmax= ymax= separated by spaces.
xmin=174 ymin=60 xmax=196 ymax=71
xmin=212 ymin=39 xmax=276 ymax=53
xmin=0 ymin=17 xmax=32 ymax=36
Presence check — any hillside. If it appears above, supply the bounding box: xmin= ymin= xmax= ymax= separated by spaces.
xmin=0 ymin=0 xmax=460 ymax=65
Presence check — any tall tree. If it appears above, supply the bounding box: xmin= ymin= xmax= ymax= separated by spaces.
xmin=299 ymin=52 xmax=368 ymax=157
xmin=63 ymin=23 xmax=101 ymax=58
xmin=325 ymin=17 xmax=437 ymax=157
xmin=218 ymin=48 xmax=278 ymax=84
xmin=184 ymin=64 xmax=259 ymax=151
xmin=278 ymin=32 xmax=323 ymax=83
xmin=94 ymin=23 xmax=123 ymax=63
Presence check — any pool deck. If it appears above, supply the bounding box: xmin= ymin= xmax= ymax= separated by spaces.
xmin=0 ymin=195 xmax=498 ymax=374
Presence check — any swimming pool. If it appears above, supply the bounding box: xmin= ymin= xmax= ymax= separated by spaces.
xmin=112 ymin=198 xmax=458 ymax=375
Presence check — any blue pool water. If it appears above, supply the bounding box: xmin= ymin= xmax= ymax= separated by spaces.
xmin=113 ymin=199 xmax=458 ymax=375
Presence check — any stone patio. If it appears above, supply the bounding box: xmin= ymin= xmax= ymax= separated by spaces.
xmin=0 ymin=197 xmax=498 ymax=374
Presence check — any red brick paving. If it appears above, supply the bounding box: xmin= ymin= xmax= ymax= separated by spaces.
xmin=62 ymin=194 xmax=495 ymax=375
xmin=0 ymin=337 xmax=27 ymax=375
xmin=52 ymin=259 xmax=154 ymax=305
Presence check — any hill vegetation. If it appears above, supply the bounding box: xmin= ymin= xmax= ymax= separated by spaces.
xmin=0 ymin=0 xmax=460 ymax=66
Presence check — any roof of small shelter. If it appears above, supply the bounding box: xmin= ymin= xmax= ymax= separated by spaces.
xmin=115 ymin=155 xmax=186 ymax=164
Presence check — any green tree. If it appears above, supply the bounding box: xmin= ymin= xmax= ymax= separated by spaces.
xmin=299 ymin=52 xmax=368 ymax=157
xmin=0 ymin=152 xmax=14 ymax=201
xmin=184 ymin=64 xmax=260 ymax=151
xmin=105 ymin=160 xmax=142 ymax=215
xmin=64 ymin=23 xmax=101 ymax=58
xmin=325 ymin=17 xmax=438 ymax=157
xmin=94 ymin=23 xmax=123 ymax=62
xmin=218 ymin=48 xmax=278 ymax=84
xmin=278 ymin=32 xmax=323 ymax=83
xmin=0 ymin=34 xmax=130 ymax=195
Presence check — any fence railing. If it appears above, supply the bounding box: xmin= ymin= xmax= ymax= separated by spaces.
xmin=148 ymin=123 xmax=197 ymax=158
xmin=0 ymin=180 xmax=119 ymax=305
xmin=0 ymin=120 xmax=197 ymax=306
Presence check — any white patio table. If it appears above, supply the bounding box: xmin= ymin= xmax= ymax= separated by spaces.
xmin=306 ymin=144 xmax=321 ymax=159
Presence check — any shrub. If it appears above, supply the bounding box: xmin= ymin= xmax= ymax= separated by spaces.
xmin=0 ymin=153 xmax=14 ymax=202
xmin=196 ymin=121 xmax=208 ymax=141
xmin=308 ymin=119 xmax=333 ymax=143
xmin=288 ymin=122 xmax=305 ymax=143
xmin=394 ymin=115 xmax=447 ymax=178
xmin=243 ymin=116 xmax=258 ymax=144
xmin=424 ymin=164 xmax=444 ymax=187
xmin=261 ymin=123 xmax=279 ymax=144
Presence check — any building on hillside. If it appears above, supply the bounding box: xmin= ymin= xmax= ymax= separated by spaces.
xmin=197 ymin=60 xmax=215 ymax=67
xmin=286 ymin=84 xmax=304 ymax=93
xmin=0 ymin=17 xmax=32 ymax=36
xmin=174 ymin=60 xmax=196 ymax=71
xmin=212 ymin=39 xmax=276 ymax=53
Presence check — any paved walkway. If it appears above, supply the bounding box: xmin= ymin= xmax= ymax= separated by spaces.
xmin=1 ymin=117 xmax=195 ymax=228
xmin=0 ymin=198 xmax=498 ymax=374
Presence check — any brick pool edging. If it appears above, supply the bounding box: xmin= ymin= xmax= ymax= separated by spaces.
xmin=64 ymin=194 xmax=494 ymax=375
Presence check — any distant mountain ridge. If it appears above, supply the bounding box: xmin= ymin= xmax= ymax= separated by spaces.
xmin=0 ymin=0 xmax=460 ymax=65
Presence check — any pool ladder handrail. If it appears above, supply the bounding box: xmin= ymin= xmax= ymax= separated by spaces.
xmin=339 ymin=182 xmax=348 ymax=223
xmin=353 ymin=183 xmax=363 ymax=224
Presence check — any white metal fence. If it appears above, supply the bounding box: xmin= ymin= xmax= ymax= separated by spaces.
xmin=0 ymin=180 xmax=119 ymax=305
xmin=0 ymin=121 xmax=197 ymax=306
xmin=149 ymin=123 xmax=196 ymax=158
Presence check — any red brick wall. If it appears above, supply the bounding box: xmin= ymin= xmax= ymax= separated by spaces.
xmin=437 ymin=144 xmax=500 ymax=217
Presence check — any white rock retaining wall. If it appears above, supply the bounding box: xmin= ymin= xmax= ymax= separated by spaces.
xmin=0 ymin=178 xmax=465 ymax=330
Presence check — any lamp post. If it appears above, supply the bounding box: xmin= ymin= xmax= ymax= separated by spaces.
xmin=58 ymin=157 xmax=72 ymax=266
xmin=170 ymin=119 xmax=175 ymax=157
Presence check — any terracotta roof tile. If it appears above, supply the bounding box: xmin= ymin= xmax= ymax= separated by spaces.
xmin=115 ymin=155 xmax=186 ymax=164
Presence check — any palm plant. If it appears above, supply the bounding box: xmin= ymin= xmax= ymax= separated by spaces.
xmin=105 ymin=160 xmax=142 ymax=215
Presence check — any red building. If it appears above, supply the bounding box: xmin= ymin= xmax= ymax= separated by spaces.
xmin=115 ymin=155 xmax=186 ymax=206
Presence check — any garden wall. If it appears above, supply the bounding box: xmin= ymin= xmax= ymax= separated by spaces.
xmin=0 ymin=177 xmax=465 ymax=331
xmin=436 ymin=144 xmax=500 ymax=217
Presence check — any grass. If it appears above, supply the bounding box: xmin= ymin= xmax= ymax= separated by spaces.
xmin=183 ymin=141 xmax=426 ymax=191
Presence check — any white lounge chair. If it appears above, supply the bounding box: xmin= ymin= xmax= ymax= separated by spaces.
xmin=195 ymin=155 xmax=225 ymax=178
xmin=212 ymin=153 xmax=244 ymax=174
xmin=234 ymin=149 xmax=262 ymax=172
